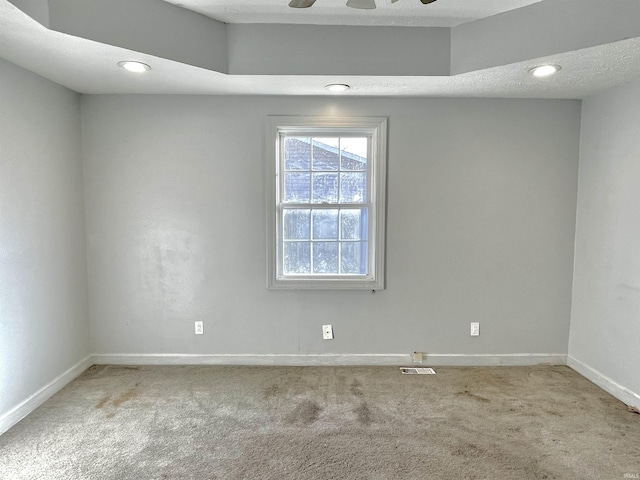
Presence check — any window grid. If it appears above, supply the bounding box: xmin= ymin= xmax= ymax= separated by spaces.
xmin=282 ymin=138 xmax=368 ymax=205
xmin=281 ymin=205 xmax=368 ymax=275
xmin=281 ymin=136 xmax=369 ymax=276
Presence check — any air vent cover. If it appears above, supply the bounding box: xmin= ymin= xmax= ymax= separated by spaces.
xmin=400 ymin=367 xmax=436 ymax=375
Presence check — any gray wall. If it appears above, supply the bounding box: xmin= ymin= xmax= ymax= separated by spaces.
xmin=0 ymin=59 xmax=90 ymax=416
xmin=81 ymin=95 xmax=580 ymax=356
xmin=227 ymin=24 xmax=449 ymax=76
xmin=570 ymin=78 xmax=640 ymax=399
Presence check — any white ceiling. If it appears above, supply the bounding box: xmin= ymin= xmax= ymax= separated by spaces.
xmin=1 ymin=0 xmax=640 ymax=98
xmin=163 ymin=0 xmax=543 ymax=27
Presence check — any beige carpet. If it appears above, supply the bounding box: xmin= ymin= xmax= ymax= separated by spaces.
xmin=1 ymin=365 xmax=639 ymax=479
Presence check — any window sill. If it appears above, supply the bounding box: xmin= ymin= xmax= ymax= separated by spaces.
xmin=268 ymin=276 xmax=384 ymax=290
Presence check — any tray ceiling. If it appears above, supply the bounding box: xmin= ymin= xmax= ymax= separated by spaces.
xmin=1 ymin=0 xmax=640 ymax=98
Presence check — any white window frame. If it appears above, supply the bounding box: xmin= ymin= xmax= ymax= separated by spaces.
xmin=266 ymin=116 xmax=387 ymax=290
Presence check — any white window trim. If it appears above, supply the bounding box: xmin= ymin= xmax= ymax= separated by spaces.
xmin=266 ymin=116 xmax=387 ymax=290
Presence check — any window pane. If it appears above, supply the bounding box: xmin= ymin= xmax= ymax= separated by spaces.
xmin=284 ymin=172 xmax=310 ymax=203
xmin=312 ymin=210 xmax=338 ymax=240
xmin=341 ymin=242 xmax=367 ymax=274
xmin=312 ymin=138 xmax=340 ymax=171
xmin=284 ymin=137 xmax=311 ymax=170
xmin=313 ymin=242 xmax=339 ymax=274
xmin=340 ymin=138 xmax=367 ymax=171
xmin=312 ymin=173 xmax=338 ymax=203
xmin=284 ymin=242 xmax=310 ymax=274
xmin=340 ymin=209 xmax=367 ymax=240
xmin=284 ymin=209 xmax=310 ymax=240
xmin=339 ymin=172 xmax=366 ymax=203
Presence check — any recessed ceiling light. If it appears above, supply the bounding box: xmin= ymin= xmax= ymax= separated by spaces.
xmin=529 ymin=64 xmax=561 ymax=78
xmin=325 ymin=83 xmax=350 ymax=93
xmin=118 ymin=61 xmax=151 ymax=73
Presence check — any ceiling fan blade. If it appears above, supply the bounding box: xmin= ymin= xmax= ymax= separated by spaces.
xmin=419 ymin=0 xmax=437 ymax=4
xmin=288 ymin=0 xmax=317 ymax=8
xmin=346 ymin=0 xmax=376 ymax=9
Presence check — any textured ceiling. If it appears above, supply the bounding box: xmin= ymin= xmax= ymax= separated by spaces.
xmin=162 ymin=0 xmax=544 ymax=27
xmin=1 ymin=0 xmax=640 ymax=98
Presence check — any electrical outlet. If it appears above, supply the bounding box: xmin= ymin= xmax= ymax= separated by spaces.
xmin=412 ymin=352 xmax=423 ymax=363
xmin=195 ymin=321 xmax=204 ymax=335
xmin=470 ymin=322 xmax=480 ymax=336
xmin=322 ymin=324 xmax=334 ymax=340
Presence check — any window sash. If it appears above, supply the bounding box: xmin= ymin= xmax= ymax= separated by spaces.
xmin=279 ymin=134 xmax=372 ymax=206
xmin=279 ymin=205 xmax=371 ymax=276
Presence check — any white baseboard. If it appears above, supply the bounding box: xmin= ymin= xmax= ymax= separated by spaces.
xmin=0 ymin=355 xmax=93 ymax=435
xmin=568 ymin=355 xmax=640 ymax=410
xmin=91 ymin=353 xmax=567 ymax=367
xmin=92 ymin=353 xmax=411 ymax=366
xmin=421 ymin=353 xmax=566 ymax=366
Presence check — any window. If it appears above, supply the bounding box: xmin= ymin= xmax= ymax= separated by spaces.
xmin=266 ymin=116 xmax=387 ymax=289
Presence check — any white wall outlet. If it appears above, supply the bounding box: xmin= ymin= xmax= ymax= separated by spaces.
xmin=412 ymin=352 xmax=423 ymax=363
xmin=322 ymin=324 xmax=334 ymax=340
xmin=470 ymin=322 xmax=480 ymax=336
xmin=195 ymin=321 xmax=204 ymax=335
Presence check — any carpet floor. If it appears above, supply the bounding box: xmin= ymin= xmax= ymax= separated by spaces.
xmin=0 ymin=365 xmax=639 ymax=479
